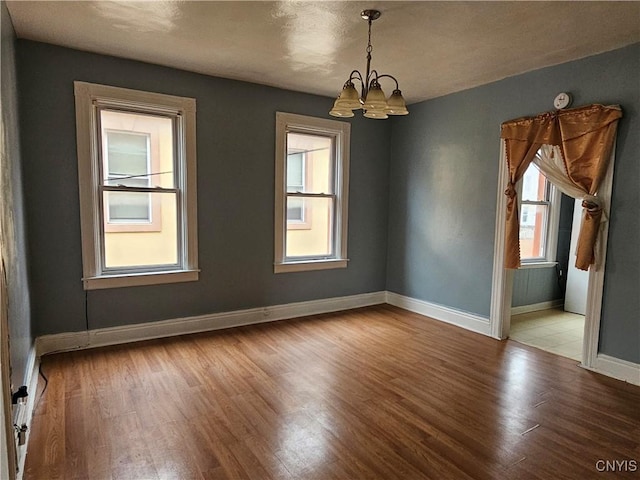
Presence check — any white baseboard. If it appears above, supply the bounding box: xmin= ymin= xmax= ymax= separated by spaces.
xmin=33 ymin=290 xmax=637 ymax=389
xmin=510 ymin=299 xmax=564 ymax=316
xmin=14 ymin=345 xmax=38 ymax=480
xmin=36 ymin=291 xmax=386 ymax=356
xmin=583 ymin=354 xmax=640 ymax=386
xmin=385 ymin=291 xmax=492 ymax=337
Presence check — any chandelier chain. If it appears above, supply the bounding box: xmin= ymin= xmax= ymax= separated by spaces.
xmin=366 ymin=19 xmax=373 ymax=54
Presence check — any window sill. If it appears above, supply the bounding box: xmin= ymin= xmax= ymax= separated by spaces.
xmin=519 ymin=261 xmax=558 ymax=270
xmin=274 ymin=259 xmax=348 ymax=273
xmin=83 ymin=269 xmax=199 ymax=290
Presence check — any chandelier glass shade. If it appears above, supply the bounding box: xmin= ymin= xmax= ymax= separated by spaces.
xmin=329 ymin=9 xmax=408 ymax=119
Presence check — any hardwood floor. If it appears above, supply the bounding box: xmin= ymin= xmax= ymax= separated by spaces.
xmin=24 ymin=305 xmax=640 ymax=479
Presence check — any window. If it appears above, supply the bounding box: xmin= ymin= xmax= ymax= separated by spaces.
xmin=274 ymin=112 xmax=350 ymax=273
xmin=74 ymin=82 xmax=198 ymax=289
xmin=519 ymin=161 xmax=560 ymax=264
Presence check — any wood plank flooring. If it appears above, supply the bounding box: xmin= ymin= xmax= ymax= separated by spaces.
xmin=24 ymin=305 xmax=640 ymax=479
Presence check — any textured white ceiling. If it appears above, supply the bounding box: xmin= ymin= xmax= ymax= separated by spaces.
xmin=6 ymin=1 xmax=640 ymax=104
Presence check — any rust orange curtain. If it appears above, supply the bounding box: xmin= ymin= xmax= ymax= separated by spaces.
xmin=500 ymin=104 xmax=622 ymax=270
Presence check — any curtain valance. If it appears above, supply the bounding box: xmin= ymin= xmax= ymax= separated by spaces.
xmin=500 ymin=104 xmax=622 ymax=270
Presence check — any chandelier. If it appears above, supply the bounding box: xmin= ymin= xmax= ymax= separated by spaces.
xmin=329 ymin=9 xmax=408 ymax=119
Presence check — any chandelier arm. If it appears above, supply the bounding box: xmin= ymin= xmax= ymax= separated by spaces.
xmin=348 ymin=70 xmax=364 ymax=84
xmin=375 ymin=74 xmax=400 ymax=91
xmin=366 ymin=70 xmax=380 ymax=88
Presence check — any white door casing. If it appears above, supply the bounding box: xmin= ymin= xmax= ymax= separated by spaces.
xmin=490 ymin=139 xmax=616 ymax=369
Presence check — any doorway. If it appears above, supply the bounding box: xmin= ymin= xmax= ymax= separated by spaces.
xmin=489 ymin=141 xmax=616 ymax=369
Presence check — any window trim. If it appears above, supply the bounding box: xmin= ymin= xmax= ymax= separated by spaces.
xmin=74 ymin=81 xmax=198 ymax=290
xmin=518 ymin=163 xmax=561 ymax=265
xmin=274 ymin=112 xmax=350 ymax=273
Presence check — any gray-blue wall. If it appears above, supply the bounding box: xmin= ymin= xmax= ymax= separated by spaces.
xmin=387 ymin=43 xmax=639 ymax=363
xmin=16 ymin=41 xmax=391 ymax=336
xmin=512 ymin=267 xmax=561 ymax=308
xmin=1 ymin=2 xmax=32 ymax=389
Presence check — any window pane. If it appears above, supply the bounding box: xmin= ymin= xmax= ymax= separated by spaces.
xmin=287 ymin=152 xmax=304 ymax=192
xmin=107 ymin=191 xmax=150 ymax=222
xmin=286 ymin=196 xmax=334 ymax=258
xmin=521 ymin=164 xmax=548 ymax=201
xmin=100 ymin=110 xmax=175 ymax=189
xmin=103 ymin=191 xmax=178 ymax=268
xmin=287 ymin=197 xmax=304 ymax=222
xmin=106 ymin=131 xmax=149 ymax=182
xmin=520 ymin=204 xmax=548 ymax=259
xmin=287 ymin=132 xmax=333 ymax=194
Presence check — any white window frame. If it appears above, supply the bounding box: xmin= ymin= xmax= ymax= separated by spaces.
xmin=518 ymin=162 xmax=561 ymax=268
xmin=274 ymin=112 xmax=350 ymax=273
xmin=74 ymin=81 xmax=198 ymax=290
